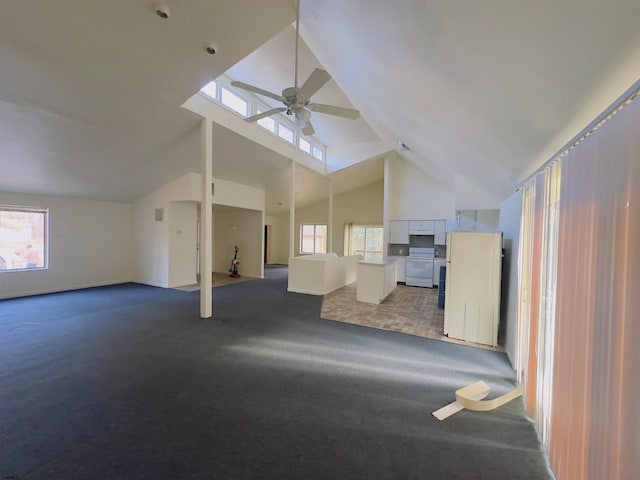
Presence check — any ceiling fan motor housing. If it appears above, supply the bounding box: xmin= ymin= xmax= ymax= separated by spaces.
xmin=282 ymin=87 xmax=310 ymax=111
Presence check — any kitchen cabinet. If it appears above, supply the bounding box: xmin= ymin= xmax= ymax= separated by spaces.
xmin=409 ymin=220 xmax=435 ymax=235
xmin=434 ymin=220 xmax=446 ymax=245
xmin=389 ymin=220 xmax=409 ymax=244
xmin=389 ymin=256 xmax=407 ymax=282
xmin=357 ymin=259 xmax=397 ymax=304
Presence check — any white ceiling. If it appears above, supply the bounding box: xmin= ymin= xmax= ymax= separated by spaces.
xmin=0 ymin=0 xmax=639 ymax=214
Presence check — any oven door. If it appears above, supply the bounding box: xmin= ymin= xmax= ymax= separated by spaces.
xmin=406 ymin=258 xmax=434 ymax=278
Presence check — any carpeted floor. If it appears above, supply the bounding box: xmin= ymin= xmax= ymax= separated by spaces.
xmin=172 ymin=272 xmax=258 ymax=292
xmin=0 ymin=266 xmax=551 ymax=479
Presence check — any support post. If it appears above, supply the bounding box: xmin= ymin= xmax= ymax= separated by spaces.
xmin=383 ymin=155 xmax=391 ymax=248
xmin=328 ymin=180 xmax=334 ymax=253
xmin=289 ymin=161 xmax=296 ymax=260
xmin=200 ymin=118 xmax=213 ymax=318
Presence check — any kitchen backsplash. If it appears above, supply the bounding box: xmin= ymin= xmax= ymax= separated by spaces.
xmin=388 ymin=244 xmax=409 ymax=256
xmin=388 ymin=243 xmax=447 ymax=258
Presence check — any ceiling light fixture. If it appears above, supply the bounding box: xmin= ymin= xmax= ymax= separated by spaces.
xmin=204 ymin=43 xmax=217 ymax=55
xmin=153 ymin=3 xmax=170 ymax=19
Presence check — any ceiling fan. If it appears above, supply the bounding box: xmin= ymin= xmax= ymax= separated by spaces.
xmin=230 ymin=0 xmax=360 ymax=137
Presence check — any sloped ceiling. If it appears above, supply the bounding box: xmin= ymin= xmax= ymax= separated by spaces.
xmin=300 ymin=0 xmax=640 ymax=201
xmin=0 ymin=0 xmax=294 ymax=202
xmin=0 ymin=0 xmax=639 ymax=212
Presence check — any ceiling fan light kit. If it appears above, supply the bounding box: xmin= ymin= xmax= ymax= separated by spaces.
xmin=230 ymin=0 xmax=359 ymax=136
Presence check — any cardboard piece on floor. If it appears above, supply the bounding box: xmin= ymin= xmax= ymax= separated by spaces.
xmin=432 ymin=381 xmax=523 ymax=421
xmin=432 ymin=381 xmax=490 ymax=420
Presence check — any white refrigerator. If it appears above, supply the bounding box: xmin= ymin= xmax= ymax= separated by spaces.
xmin=444 ymin=232 xmax=502 ymax=347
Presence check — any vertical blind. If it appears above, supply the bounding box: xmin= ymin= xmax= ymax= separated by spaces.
xmin=549 ymin=91 xmax=640 ymax=479
xmin=518 ymin=88 xmax=640 ymax=479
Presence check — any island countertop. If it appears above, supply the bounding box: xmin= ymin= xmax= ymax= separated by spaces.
xmin=357 ymin=258 xmax=397 ymax=267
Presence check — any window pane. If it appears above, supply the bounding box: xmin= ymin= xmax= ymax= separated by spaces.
xmin=221 ymin=87 xmax=248 ymax=116
xmin=312 ymin=145 xmax=323 ymax=160
xmin=200 ymin=80 xmax=217 ymax=100
xmin=315 ymin=225 xmax=327 ymax=253
xmin=0 ymin=206 xmax=47 ymax=271
xmin=365 ymin=227 xmax=383 ymax=259
xmin=301 ymin=224 xmax=315 ymax=254
xmin=278 ymin=124 xmax=294 ymax=144
xmin=257 ymin=111 xmax=276 ymax=133
xmin=300 ymin=224 xmax=327 ymax=254
xmin=351 ymin=227 xmax=365 ymax=256
xmin=299 ymin=137 xmax=311 ymax=154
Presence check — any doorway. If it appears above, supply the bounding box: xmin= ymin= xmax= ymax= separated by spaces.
xmin=264 ymin=224 xmax=271 ymax=265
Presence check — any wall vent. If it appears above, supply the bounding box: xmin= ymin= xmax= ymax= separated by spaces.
xmin=155 ymin=208 xmax=164 ymax=222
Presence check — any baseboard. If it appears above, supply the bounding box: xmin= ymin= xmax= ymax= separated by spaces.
xmin=287 ymin=287 xmax=324 ymax=295
xmin=0 ymin=278 xmax=135 ymax=300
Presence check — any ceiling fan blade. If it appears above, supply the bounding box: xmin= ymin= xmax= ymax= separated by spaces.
xmin=299 ymin=68 xmax=331 ymax=98
xmin=244 ymin=107 xmax=287 ymax=122
xmin=302 ymin=121 xmax=315 ymax=137
xmin=308 ymin=103 xmax=360 ymax=120
xmin=230 ymin=81 xmax=285 ymax=103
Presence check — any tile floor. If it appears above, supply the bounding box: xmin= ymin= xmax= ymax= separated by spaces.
xmin=321 ymin=283 xmax=504 ymax=352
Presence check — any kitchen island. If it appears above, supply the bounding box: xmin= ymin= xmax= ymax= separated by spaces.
xmin=356 ymin=258 xmax=398 ymax=304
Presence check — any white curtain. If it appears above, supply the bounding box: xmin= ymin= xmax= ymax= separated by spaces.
xmin=518 ymin=89 xmax=640 ymax=478
xmin=549 ymin=92 xmax=640 ymax=480
xmin=516 ymin=160 xmax=561 ymax=443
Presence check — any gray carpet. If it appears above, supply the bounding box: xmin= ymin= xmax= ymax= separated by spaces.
xmin=0 ymin=266 xmax=551 ymax=479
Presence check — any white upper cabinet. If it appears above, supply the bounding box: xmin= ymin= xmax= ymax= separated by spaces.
xmin=389 ymin=220 xmax=409 ymax=244
xmin=408 ymin=220 xmax=434 ymax=235
xmin=434 ymin=220 xmax=446 ymax=245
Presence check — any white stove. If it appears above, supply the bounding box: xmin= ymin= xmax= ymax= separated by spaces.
xmin=406 ymin=247 xmax=435 ymax=287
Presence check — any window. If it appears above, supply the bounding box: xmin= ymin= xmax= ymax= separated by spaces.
xmin=278 ymin=123 xmax=294 ymax=144
xmin=197 ymin=75 xmax=327 ymax=160
xmin=257 ymin=109 xmax=276 ymax=133
xmin=0 ymin=205 xmax=48 ymax=272
xmin=300 ymin=224 xmax=327 ymax=254
xmin=345 ymin=225 xmax=383 ymax=259
xmin=312 ymin=145 xmax=323 ymax=160
xmin=299 ymin=137 xmax=311 ymax=154
xmin=220 ymin=86 xmax=248 ymax=116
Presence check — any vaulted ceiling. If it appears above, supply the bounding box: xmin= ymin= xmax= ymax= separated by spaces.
xmin=0 ymin=0 xmax=638 ymax=214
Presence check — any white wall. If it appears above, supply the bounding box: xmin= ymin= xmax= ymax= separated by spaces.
xmin=458 ymin=209 xmax=501 ymax=232
xmin=387 ymin=156 xmax=456 ymax=220
xmin=133 ymin=174 xmax=196 ymax=287
xmin=269 ymin=181 xmax=384 ymax=261
xmin=265 ymin=214 xmax=290 ymax=265
xmin=211 ymin=178 xmax=265 ymax=212
xmin=497 ymin=191 xmax=522 ymax=366
xmin=168 ymin=201 xmax=198 ymax=287
xmin=133 ymin=172 xmax=265 ymax=287
xmin=454 ymin=174 xmax=502 ymax=210
xmin=213 ymin=207 xmax=263 ymax=278
xmin=0 ymin=192 xmax=132 ymax=299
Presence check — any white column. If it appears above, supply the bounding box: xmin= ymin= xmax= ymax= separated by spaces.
xmin=289 ymin=160 xmax=296 ymax=260
xmin=200 ymin=118 xmax=213 ymax=318
xmin=328 ymin=180 xmax=334 ymax=253
xmin=383 ymin=155 xmax=391 ymax=248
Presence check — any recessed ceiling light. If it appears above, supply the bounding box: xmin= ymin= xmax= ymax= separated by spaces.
xmin=204 ymin=43 xmax=217 ymax=55
xmin=153 ymin=3 xmax=170 ymax=19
